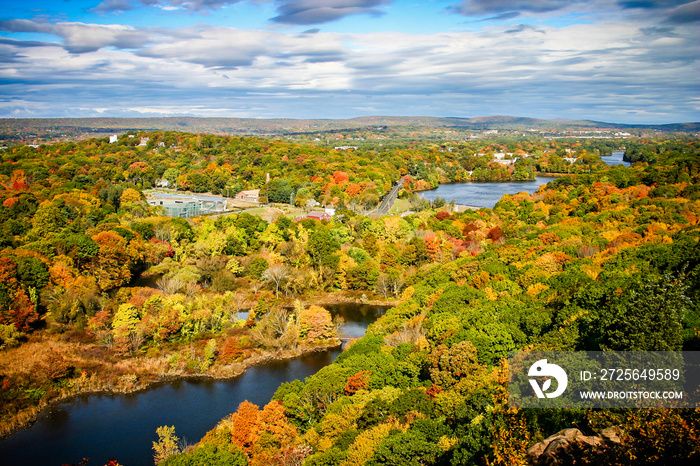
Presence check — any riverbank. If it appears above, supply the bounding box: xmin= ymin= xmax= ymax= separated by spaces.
xmin=300 ymin=291 xmax=399 ymax=308
xmin=0 ymin=337 xmax=341 ymax=439
xmin=0 ymin=293 xmax=398 ymax=440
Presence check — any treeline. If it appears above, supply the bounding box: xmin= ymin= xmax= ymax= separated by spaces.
xmin=0 ymin=132 xmax=626 ymax=213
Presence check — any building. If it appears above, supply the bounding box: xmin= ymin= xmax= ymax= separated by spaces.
xmin=147 ymin=193 xmax=226 ymax=218
xmin=109 ymin=135 xmax=118 ymax=143
xmin=235 ymin=189 xmax=260 ymax=203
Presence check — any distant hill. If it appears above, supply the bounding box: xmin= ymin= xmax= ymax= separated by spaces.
xmin=0 ymin=116 xmax=698 ymax=143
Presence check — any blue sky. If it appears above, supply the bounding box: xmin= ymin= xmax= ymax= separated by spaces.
xmin=0 ymin=0 xmax=698 ymax=123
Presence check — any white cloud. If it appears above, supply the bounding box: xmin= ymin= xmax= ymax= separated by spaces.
xmin=0 ymin=13 xmax=697 ymax=123
xmin=0 ymin=20 xmax=157 ymax=53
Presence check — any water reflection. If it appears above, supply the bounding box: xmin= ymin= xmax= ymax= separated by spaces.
xmin=419 ymin=176 xmax=553 ymax=208
xmin=602 ymin=151 xmax=630 ymax=167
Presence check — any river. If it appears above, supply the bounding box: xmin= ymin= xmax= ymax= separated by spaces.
xmin=602 ymin=150 xmax=631 ymax=167
xmin=0 ymin=303 xmax=388 ymax=466
xmin=418 ymin=176 xmax=555 ymax=208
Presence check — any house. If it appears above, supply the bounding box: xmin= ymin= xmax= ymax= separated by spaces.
xmin=235 ymin=189 xmax=260 ymax=203
xmin=109 ymin=135 xmax=118 ymax=143
xmin=155 ymin=179 xmax=170 ymax=188
xmin=495 ymin=158 xmax=517 ymax=166
xmin=139 ymin=137 xmax=149 ymax=147
xmin=307 ymin=211 xmax=331 ymax=221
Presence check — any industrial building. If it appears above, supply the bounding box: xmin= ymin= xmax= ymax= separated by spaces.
xmin=146 ymin=193 xmax=227 ymax=218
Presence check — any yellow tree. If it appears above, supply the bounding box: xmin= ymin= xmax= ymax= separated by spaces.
xmin=90 ymin=231 xmax=134 ymax=290
xmin=120 ymin=187 xmax=142 ymax=205
xmin=152 ymin=425 xmax=179 ymax=464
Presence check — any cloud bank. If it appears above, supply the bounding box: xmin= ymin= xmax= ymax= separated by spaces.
xmin=0 ymin=0 xmax=697 ymax=123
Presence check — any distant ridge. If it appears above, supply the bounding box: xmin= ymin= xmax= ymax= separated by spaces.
xmin=1 ymin=116 xmax=698 ymax=143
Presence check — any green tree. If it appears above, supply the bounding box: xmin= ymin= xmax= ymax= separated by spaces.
xmin=368 ymin=430 xmax=443 ymax=466
xmin=579 ymin=274 xmax=688 ymax=351
xmin=307 ymin=229 xmax=340 ymax=270
xmin=249 ymin=257 xmax=269 ymax=280
xmin=32 ymin=204 xmax=66 ymax=237
xmin=160 ymin=444 xmax=247 ymax=466
xmin=163 ymin=168 xmax=180 ymax=186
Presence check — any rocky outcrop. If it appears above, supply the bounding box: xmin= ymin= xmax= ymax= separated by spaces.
xmin=527 ymin=427 xmax=623 ymax=465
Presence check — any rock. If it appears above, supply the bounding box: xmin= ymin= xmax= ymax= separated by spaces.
xmin=600 ymin=426 xmax=623 ymax=444
xmin=527 ymin=427 xmax=622 ymax=466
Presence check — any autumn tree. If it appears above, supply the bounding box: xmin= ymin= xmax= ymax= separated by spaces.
xmin=0 ymin=256 xmax=39 ymax=331
xmin=153 ymin=425 xmax=180 ymax=464
xmin=299 ymin=305 xmax=336 ymax=342
xmin=120 ymin=188 xmax=143 ymax=205
xmin=90 ymin=231 xmax=138 ymax=290
xmin=231 ymin=400 xmax=261 ymax=454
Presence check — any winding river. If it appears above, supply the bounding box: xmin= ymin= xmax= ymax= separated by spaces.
xmin=0 ymin=303 xmax=389 ymax=466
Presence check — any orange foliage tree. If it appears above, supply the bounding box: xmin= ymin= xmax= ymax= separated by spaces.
xmin=230 ymin=400 xmax=301 ymax=465
xmin=0 ymin=256 xmax=39 ymax=331
xmin=344 ymin=370 xmax=371 ymax=395
xmin=231 ymin=400 xmax=260 ymax=454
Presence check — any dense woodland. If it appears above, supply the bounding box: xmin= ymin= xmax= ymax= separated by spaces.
xmin=0 ymin=130 xmax=699 ymax=464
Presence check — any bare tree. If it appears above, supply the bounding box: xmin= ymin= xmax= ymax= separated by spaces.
xmin=384 ymin=314 xmax=426 ymax=347
xmin=375 ymin=274 xmax=391 ymax=298
xmin=228 ymin=291 xmax=249 ymax=323
xmin=390 ymin=274 xmax=405 ymax=298
xmin=184 ymin=280 xmax=199 ymax=297
xmin=250 ymin=308 xmax=299 ymax=350
xmin=157 ymin=276 xmax=184 ymax=295
xmin=129 ymin=330 xmax=145 ymax=354
xmin=263 ymin=264 xmax=291 ymax=299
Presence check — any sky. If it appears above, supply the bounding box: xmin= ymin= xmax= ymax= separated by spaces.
xmin=0 ymin=0 xmax=698 ymax=124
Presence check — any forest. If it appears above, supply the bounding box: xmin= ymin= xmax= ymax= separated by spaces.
xmin=0 ymin=130 xmax=698 ymax=465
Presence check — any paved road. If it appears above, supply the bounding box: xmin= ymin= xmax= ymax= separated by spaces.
xmin=369 ymin=178 xmax=404 ymax=216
